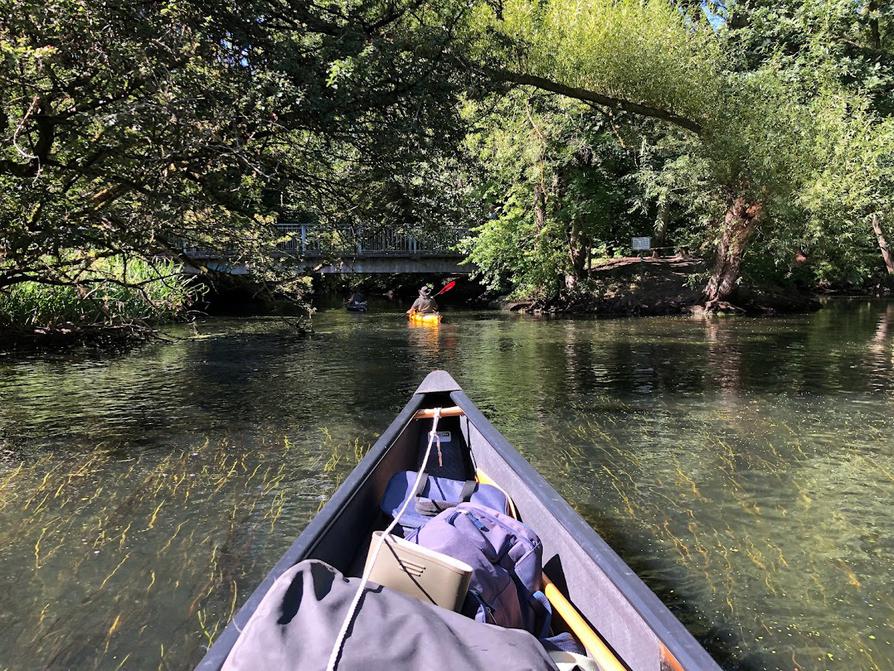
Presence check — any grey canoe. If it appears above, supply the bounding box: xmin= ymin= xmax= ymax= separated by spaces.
xmin=196 ymin=370 xmax=720 ymax=671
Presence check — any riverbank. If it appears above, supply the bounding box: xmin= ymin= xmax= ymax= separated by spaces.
xmin=0 ymin=322 xmax=159 ymax=353
xmin=509 ymin=257 xmax=822 ymax=316
xmin=0 ymin=270 xmax=313 ymax=352
xmin=0 ymin=265 xmax=193 ymax=352
xmin=0 ymin=260 xmax=858 ymax=351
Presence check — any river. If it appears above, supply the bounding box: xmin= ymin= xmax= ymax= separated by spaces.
xmin=0 ymin=299 xmax=891 ymax=670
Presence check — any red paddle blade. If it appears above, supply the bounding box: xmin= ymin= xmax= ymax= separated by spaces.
xmin=435 ymin=280 xmax=456 ymax=297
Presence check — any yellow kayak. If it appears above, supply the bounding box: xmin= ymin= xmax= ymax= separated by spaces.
xmin=407 ymin=311 xmax=442 ymax=324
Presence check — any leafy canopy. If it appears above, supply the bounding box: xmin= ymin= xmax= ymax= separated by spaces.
xmin=0 ymin=0 xmax=469 ymax=292
xmin=480 ymin=0 xmax=725 ymax=126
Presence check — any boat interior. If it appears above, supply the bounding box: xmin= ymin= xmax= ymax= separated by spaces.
xmin=303 ymin=393 xmax=681 ymax=671
xmin=198 ymin=372 xmax=718 ymax=671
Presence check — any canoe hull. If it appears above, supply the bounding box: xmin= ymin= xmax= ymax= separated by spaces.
xmin=196 ymin=371 xmax=719 ymax=671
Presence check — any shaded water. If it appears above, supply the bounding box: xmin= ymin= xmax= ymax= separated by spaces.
xmin=0 ymin=300 xmax=892 ymax=670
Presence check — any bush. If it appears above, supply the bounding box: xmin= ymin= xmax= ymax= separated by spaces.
xmin=0 ymin=258 xmax=200 ymax=330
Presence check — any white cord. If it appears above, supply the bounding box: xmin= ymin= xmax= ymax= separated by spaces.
xmin=325 ymin=408 xmax=443 ymax=671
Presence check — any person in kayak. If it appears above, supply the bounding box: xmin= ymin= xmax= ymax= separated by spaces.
xmin=347 ymin=289 xmax=366 ymax=307
xmin=406 ymin=285 xmax=438 ymax=315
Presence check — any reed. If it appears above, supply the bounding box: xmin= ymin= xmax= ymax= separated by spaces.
xmin=0 ymin=430 xmax=368 ymax=669
xmin=540 ymin=401 xmax=893 ymax=671
xmin=0 ymin=257 xmax=199 ymax=331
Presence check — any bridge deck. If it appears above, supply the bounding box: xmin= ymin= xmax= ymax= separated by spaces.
xmin=182 ymin=223 xmax=471 ymax=274
xmin=273 ymin=223 xmax=466 ymax=258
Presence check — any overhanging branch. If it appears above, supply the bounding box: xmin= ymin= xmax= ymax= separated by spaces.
xmin=489 ymin=67 xmax=703 ymax=135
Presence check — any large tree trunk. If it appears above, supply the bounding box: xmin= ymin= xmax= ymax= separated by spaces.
xmin=565 ymin=219 xmax=588 ymax=289
xmin=871 ymin=213 xmax=894 ymax=275
xmin=864 ymin=0 xmax=881 ymax=50
xmin=703 ymin=196 xmax=763 ymax=311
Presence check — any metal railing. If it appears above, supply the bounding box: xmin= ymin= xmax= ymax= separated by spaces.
xmin=180 ymin=223 xmax=467 ymax=260
xmin=273 ymin=223 xmax=467 ymax=258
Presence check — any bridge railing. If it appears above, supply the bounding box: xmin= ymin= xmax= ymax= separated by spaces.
xmin=273 ymin=223 xmax=467 ymax=258
xmin=179 ymin=223 xmax=467 ymax=260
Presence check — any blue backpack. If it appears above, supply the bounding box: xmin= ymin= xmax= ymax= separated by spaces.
xmin=415 ymin=502 xmax=551 ymax=636
xmin=380 ymin=471 xmax=509 ymax=541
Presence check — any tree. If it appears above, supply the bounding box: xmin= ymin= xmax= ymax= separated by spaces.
xmin=0 ymin=0 xmax=470 ymax=296
xmin=459 ymin=0 xmax=889 ymax=307
xmin=722 ymin=0 xmax=894 ymax=282
xmin=463 ymin=91 xmax=642 ymax=296
xmin=800 ymin=97 xmax=894 ymax=284
xmin=5 ymin=0 xmax=892 ymax=314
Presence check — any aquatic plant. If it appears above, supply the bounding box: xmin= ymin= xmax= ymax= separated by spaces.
xmin=0 ymin=431 xmax=367 ymax=669
xmin=521 ymin=396 xmax=894 ymax=671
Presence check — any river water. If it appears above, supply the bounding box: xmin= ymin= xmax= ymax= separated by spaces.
xmin=0 ymin=300 xmax=891 ymax=670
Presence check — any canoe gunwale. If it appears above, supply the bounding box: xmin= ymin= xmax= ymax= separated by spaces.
xmin=195 ymin=393 xmax=425 ymax=670
xmin=449 ymin=387 xmax=720 ymax=671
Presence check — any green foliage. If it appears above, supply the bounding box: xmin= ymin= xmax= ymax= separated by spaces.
xmin=799 ymin=95 xmax=894 ymax=285
xmin=2 ymin=0 xmax=894 ymax=313
xmin=474 ymin=0 xmax=724 ymax=124
xmin=463 ymin=189 xmax=566 ymax=298
xmin=461 ymin=0 xmax=894 ymax=300
xmin=462 ymin=93 xmax=642 ymax=297
xmin=0 ymin=0 xmax=469 ymax=300
xmin=724 ymin=1 xmax=894 ymax=114
xmin=0 ymin=258 xmax=198 ymax=329
xmin=715 ymin=0 xmax=894 ymax=287
xmin=629 ymin=131 xmax=721 ymax=256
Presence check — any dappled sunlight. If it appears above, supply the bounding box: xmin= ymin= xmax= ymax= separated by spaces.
xmin=0 ymin=302 xmax=892 ymax=670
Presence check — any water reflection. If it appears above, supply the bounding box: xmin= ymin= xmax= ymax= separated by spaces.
xmin=0 ymin=300 xmax=892 ymax=670
xmin=870 ymin=303 xmax=894 ymax=375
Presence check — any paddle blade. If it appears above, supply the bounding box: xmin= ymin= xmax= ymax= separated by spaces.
xmin=435 ymin=280 xmax=456 ymax=297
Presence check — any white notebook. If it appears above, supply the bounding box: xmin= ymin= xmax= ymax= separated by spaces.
xmin=363 ymin=531 xmax=473 ymax=612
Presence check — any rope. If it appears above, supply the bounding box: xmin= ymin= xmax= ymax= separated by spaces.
xmin=325 ymin=407 xmax=443 ymax=671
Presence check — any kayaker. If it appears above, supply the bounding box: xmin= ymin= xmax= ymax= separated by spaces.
xmin=406 ymin=285 xmax=438 ymax=315
xmin=348 ymin=290 xmax=366 ymax=307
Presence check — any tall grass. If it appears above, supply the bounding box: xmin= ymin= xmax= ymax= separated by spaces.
xmin=0 ymin=258 xmax=199 ymax=330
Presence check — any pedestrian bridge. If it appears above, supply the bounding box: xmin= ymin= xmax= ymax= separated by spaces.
xmin=184 ymin=223 xmax=472 ymax=274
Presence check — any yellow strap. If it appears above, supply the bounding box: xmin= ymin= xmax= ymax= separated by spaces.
xmin=475 ymin=469 xmax=518 ymax=518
